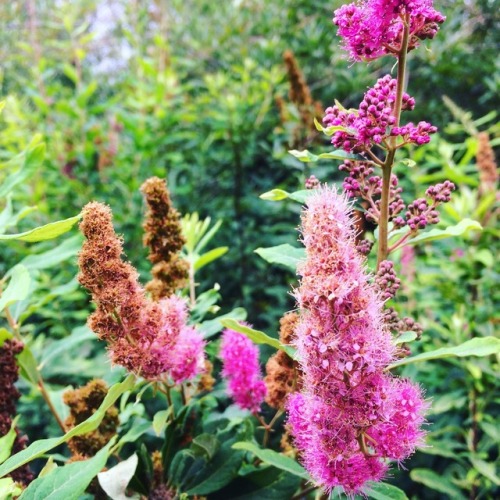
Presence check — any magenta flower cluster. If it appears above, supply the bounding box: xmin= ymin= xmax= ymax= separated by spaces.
xmin=323 ymin=75 xmax=435 ymax=153
xmin=220 ymin=328 xmax=267 ymax=412
xmin=287 ymin=187 xmax=427 ymax=495
xmin=333 ymin=0 xmax=445 ymax=61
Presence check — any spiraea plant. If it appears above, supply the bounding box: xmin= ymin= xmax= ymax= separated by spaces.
xmin=0 ymin=3 xmax=498 ymax=500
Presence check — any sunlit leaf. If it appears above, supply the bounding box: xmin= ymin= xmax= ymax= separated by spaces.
xmin=254 ymin=244 xmax=305 ymax=271
xmin=0 ymin=215 xmax=80 ymax=242
xmin=388 ymin=336 xmax=500 ymax=369
xmin=219 ymin=319 xmax=295 ymax=358
xmin=0 ymin=265 xmax=31 ymax=311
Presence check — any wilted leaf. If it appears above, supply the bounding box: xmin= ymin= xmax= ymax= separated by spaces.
xmin=98 ymin=453 xmax=139 ymax=500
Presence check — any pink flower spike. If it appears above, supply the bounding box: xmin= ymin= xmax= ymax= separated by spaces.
xmin=220 ymin=328 xmax=267 ymax=412
xmin=169 ymin=325 xmax=206 ymax=384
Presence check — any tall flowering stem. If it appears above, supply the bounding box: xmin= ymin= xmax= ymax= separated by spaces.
xmin=378 ymin=14 xmax=410 ymax=269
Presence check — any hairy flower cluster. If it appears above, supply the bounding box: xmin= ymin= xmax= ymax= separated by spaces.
xmin=393 ymin=181 xmax=456 ymax=230
xmin=324 ymin=75 xmax=435 ymax=153
xmin=265 ymin=312 xmax=300 ymax=409
xmin=78 ymin=202 xmax=204 ymax=381
xmin=287 ymin=187 xmax=427 ymax=495
xmin=220 ymin=328 xmax=267 ymax=412
xmin=141 ymin=177 xmax=189 ymax=300
xmin=333 ymin=0 xmax=445 ymax=62
xmin=0 ymin=339 xmax=33 ymax=486
xmin=63 ymin=379 xmax=119 ymax=459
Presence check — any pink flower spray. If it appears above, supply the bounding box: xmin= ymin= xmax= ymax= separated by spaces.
xmin=287 ymin=187 xmax=427 ymax=495
xmin=220 ymin=328 xmax=267 ymax=413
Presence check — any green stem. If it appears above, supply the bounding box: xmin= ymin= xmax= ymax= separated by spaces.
xmin=376 ymin=15 xmax=411 ymax=270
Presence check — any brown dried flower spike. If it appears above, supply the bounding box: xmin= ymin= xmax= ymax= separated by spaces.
xmin=63 ymin=379 xmax=119 ymax=459
xmin=0 ymin=339 xmax=33 ymax=486
xmin=141 ymin=177 xmax=189 ymax=300
xmin=265 ymin=312 xmax=301 ymax=409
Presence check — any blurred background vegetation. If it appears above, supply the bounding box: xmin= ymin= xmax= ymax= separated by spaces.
xmin=0 ymin=0 xmax=498 ymax=498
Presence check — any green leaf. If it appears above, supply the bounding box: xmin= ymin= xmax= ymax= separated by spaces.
xmin=0 ymin=143 xmax=45 ymax=198
xmin=260 ymin=189 xmax=289 ymax=201
xmin=0 ymin=265 xmax=31 ymax=311
xmin=398 ymin=159 xmax=416 ymax=168
xmin=410 ymin=469 xmax=466 ymax=498
xmin=232 ymin=442 xmax=309 ymax=480
xmin=98 ymin=453 xmax=139 ymax=500
xmin=393 ymin=332 xmax=417 ymax=345
xmin=0 ymin=478 xmax=22 ymax=498
xmin=199 ymin=307 xmax=247 ymax=339
xmin=19 ymin=438 xmax=115 ymax=500
xmin=367 ymin=482 xmax=409 ymax=500
xmin=119 ymin=421 xmax=151 ymax=445
xmin=17 ymin=344 xmax=40 ymax=385
xmin=0 ymin=328 xmax=13 ymax=347
xmin=219 ymin=319 xmax=295 ymax=358
xmin=313 ymin=117 xmax=353 ymax=136
xmin=184 ymin=442 xmax=244 ymax=495
xmin=403 ymin=219 xmax=482 ymax=247
xmin=0 ymin=375 xmax=135 ymax=478
xmin=39 ymin=326 xmax=96 ymax=370
xmin=388 ymin=336 xmax=500 ymax=369
xmin=254 ymin=244 xmax=305 ymax=271
xmin=259 ymin=189 xmax=312 ymax=204
xmin=289 ymin=149 xmax=358 ymax=162
xmin=194 ymin=246 xmax=228 ymax=271
xmin=191 ymin=434 xmax=220 ymax=460
xmin=470 ymin=457 xmax=500 ymax=486
xmin=0 ymin=215 xmax=81 ymax=242
xmin=288 ymin=190 xmax=313 ymax=204
xmin=153 ymin=409 xmax=172 ymax=437
xmin=20 ymin=235 xmax=82 ymax=271
xmin=0 ymin=417 xmax=19 ymax=464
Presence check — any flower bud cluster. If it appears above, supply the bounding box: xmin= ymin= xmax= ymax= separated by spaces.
xmin=392 ymin=181 xmax=455 ymax=231
xmin=333 ymin=0 xmax=445 ymax=62
xmin=78 ymin=202 xmax=205 ymax=382
xmin=391 ymin=121 xmax=437 ymax=146
xmin=305 ymin=174 xmax=320 ymax=189
xmin=375 ymin=260 xmax=401 ymax=300
xmin=287 ymin=187 xmax=426 ymax=495
xmin=220 ymin=328 xmax=267 ymax=412
xmin=340 ymin=160 xmax=405 ymax=225
xmin=323 ymin=76 xmax=433 ymax=154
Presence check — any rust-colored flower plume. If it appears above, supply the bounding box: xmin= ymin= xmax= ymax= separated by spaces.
xmin=141 ymin=177 xmax=189 ymax=300
xmin=78 ymin=202 xmax=204 ymax=381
